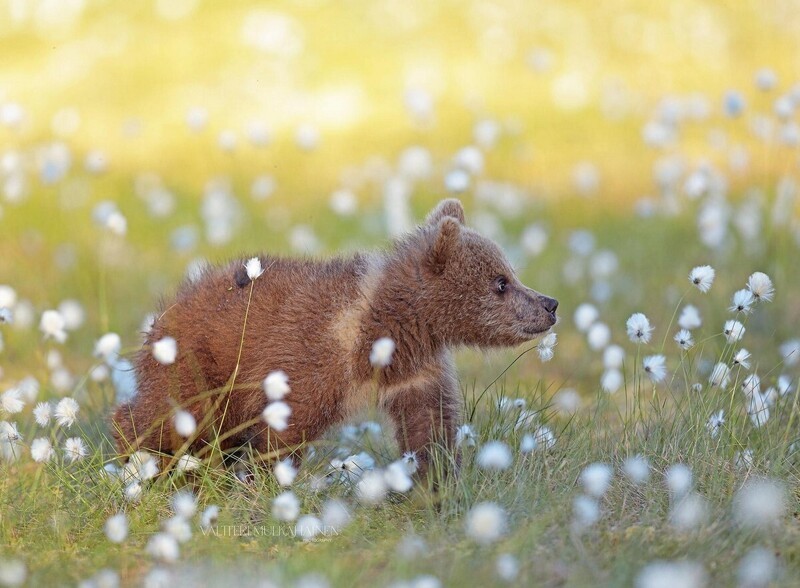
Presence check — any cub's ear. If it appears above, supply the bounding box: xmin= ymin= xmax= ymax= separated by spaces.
xmin=425 ymin=198 xmax=465 ymax=226
xmin=427 ymin=216 xmax=461 ymax=272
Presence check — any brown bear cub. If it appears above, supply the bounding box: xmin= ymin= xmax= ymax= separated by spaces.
xmin=111 ymin=199 xmax=558 ymax=475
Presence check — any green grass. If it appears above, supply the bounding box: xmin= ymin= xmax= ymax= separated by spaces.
xmin=2 ymin=180 xmax=799 ymax=586
xmin=2 ymin=1 xmax=800 ymax=586
xmin=2 ymin=362 xmax=799 ymax=586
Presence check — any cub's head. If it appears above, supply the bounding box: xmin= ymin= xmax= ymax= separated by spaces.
xmin=418 ymin=199 xmax=558 ymax=348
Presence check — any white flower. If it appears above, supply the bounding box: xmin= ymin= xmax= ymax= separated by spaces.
xmin=554 ymin=389 xmax=581 ymax=415
xmin=384 ymin=462 xmax=413 ymax=492
xmin=665 ymin=463 xmax=693 ymax=497
xmin=339 ymin=452 xmax=375 ymax=478
xmin=329 ymin=189 xmax=357 ymax=216
xmin=16 ymin=377 xmax=39 ymax=403
xmin=244 ymin=257 xmax=264 ymax=280
xmin=729 ymin=289 xmax=755 ymax=314
xmin=636 ymin=561 xmax=707 ymax=588
xmin=262 ymin=401 xmax=291 ymax=431
xmin=777 ymin=375 xmax=793 ymax=396
xmin=747 ymin=394 xmax=770 ymax=427
xmin=105 ymin=513 xmax=128 ymax=543
xmin=0 ymin=421 xmax=22 ymax=461
xmin=54 ymin=397 xmax=79 ymax=428
xmin=272 ymin=491 xmax=300 ymax=521
xmin=689 ymin=265 xmax=715 ymax=293
xmin=520 ymin=426 xmax=556 ymax=452
xmin=39 ymin=310 xmax=67 ymax=342
xmin=0 ymin=420 xmax=21 ymax=443
xmin=496 ymin=554 xmax=520 ymax=582
xmin=455 ymin=424 xmax=477 ymax=447
xmin=573 ymin=303 xmax=598 ymax=332
xmin=537 ymin=332 xmax=557 ymax=361
xmin=465 ymin=502 xmax=507 ymax=545
xmin=59 ymin=299 xmax=85 ymax=331
xmin=63 ymin=437 xmax=87 ymax=462
xmin=152 ymin=336 xmax=178 ymax=364
xmin=732 ymin=349 xmax=751 ymax=369
xmin=274 ymin=458 xmax=297 ymax=486
xmin=709 ymin=362 xmax=731 ymax=387
xmin=738 ymin=547 xmax=778 ymax=588
xmin=755 ymin=68 xmax=777 ymax=90
xmin=296 ymin=515 xmax=323 ymax=541
xmin=764 ymin=386 xmax=778 ymax=405
xmin=176 ymin=454 xmax=201 ymax=472
xmin=0 ymin=559 xmax=27 ymax=587
xmin=601 ymin=369 xmax=624 ymax=394
xmin=673 ymin=329 xmax=694 ymax=351
xmin=626 ymin=313 xmax=653 ymax=344
xmin=643 ymin=355 xmax=667 ymax=383
xmin=572 ymin=495 xmax=601 ymax=530
xmin=476 ymin=441 xmax=513 ymax=470
xmin=90 ymin=364 xmax=109 ymax=382
xmin=59 ymin=301 xmax=85 ymax=329
xmin=706 ymin=410 xmax=725 ymax=437
xmin=734 ymin=478 xmax=787 ymax=529
xmin=0 ymin=286 xmax=16 ymax=309
xmin=369 ymin=337 xmax=396 ymax=367
xmin=622 ymin=455 xmax=650 ymax=484
xmin=200 ymin=505 xmax=220 ymax=530
xmin=742 ymin=374 xmax=761 ymax=398
xmin=172 ymin=491 xmax=197 ymax=518
xmin=173 ymin=410 xmax=196 ymax=437
xmin=723 ymin=320 xmax=746 ymax=344
xmin=122 ymin=451 xmax=159 ymax=482
xmin=780 ymin=339 xmax=800 ymax=366
xmin=669 ymin=493 xmax=709 ymax=531
xmin=401 ymin=451 xmax=419 ymax=475
xmin=124 ymin=481 xmax=142 ymax=503
xmin=0 ymin=308 xmax=11 ymax=325
xmin=735 ymin=448 xmax=754 ymax=471
xmin=106 ymin=211 xmax=127 ymax=236
xmin=94 ymin=333 xmax=121 ymax=362
xmin=163 ymin=516 xmax=192 ymax=543
xmin=142 ymin=567 xmax=171 ymax=588
xmin=587 ymin=323 xmax=610 ymax=351
xmin=581 ymin=463 xmax=613 ymax=497
xmin=746 ymin=272 xmax=774 ymax=302
xmin=678 ymin=304 xmax=702 ymax=330
xmin=263 ymin=370 xmax=290 ymax=400
xmin=356 ymin=470 xmax=389 ymax=504
xmin=603 ymin=345 xmax=625 ymax=369
xmin=0 ymin=388 xmax=23 ymax=414
xmin=30 ymin=437 xmax=54 ymax=462
xmin=146 ymin=533 xmax=180 ymax=563
xmin=514 ymin=409 xmax=537 ymax=430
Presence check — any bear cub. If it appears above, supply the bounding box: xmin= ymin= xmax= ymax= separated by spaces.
xmin=111 ymin=199 xmax=558 ymax=475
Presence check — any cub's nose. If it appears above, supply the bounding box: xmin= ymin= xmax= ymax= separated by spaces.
xmin=541 ymin=296 xmax=558 ymax=314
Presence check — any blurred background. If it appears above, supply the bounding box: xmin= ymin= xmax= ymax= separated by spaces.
xmin=1 ymin=0 xmax=799 ymax=392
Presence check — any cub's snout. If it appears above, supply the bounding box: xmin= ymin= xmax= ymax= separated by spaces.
xmin=540 ymin=295 xmax=559 ymax=317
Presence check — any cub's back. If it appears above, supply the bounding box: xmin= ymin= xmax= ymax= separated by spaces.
xmin=141 ymin=253 xmax=372 ymax=387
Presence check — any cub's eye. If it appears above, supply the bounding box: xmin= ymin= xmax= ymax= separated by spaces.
xmin=495 ymin=276 xmax=508 ymax=294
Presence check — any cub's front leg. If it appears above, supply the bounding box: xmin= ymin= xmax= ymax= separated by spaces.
xmin=380 ymin=359 xmax=462 ymax=479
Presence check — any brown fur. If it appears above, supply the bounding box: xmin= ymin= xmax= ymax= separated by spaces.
xmin=110 ymin=199 xmax=558 ymax=474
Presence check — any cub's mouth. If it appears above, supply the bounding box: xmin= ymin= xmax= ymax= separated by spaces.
xmin=520 ymin=312 xmax=559 ymax=336
xmin=521 ymin=325 xmax=552 ymax=336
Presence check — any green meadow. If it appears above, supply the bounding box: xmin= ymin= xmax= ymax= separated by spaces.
xmin=1 ymin=1 xmax=799 ymax=586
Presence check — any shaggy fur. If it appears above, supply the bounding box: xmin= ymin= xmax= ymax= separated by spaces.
xmin=111 ymin=199 xmax=558 ymax=474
